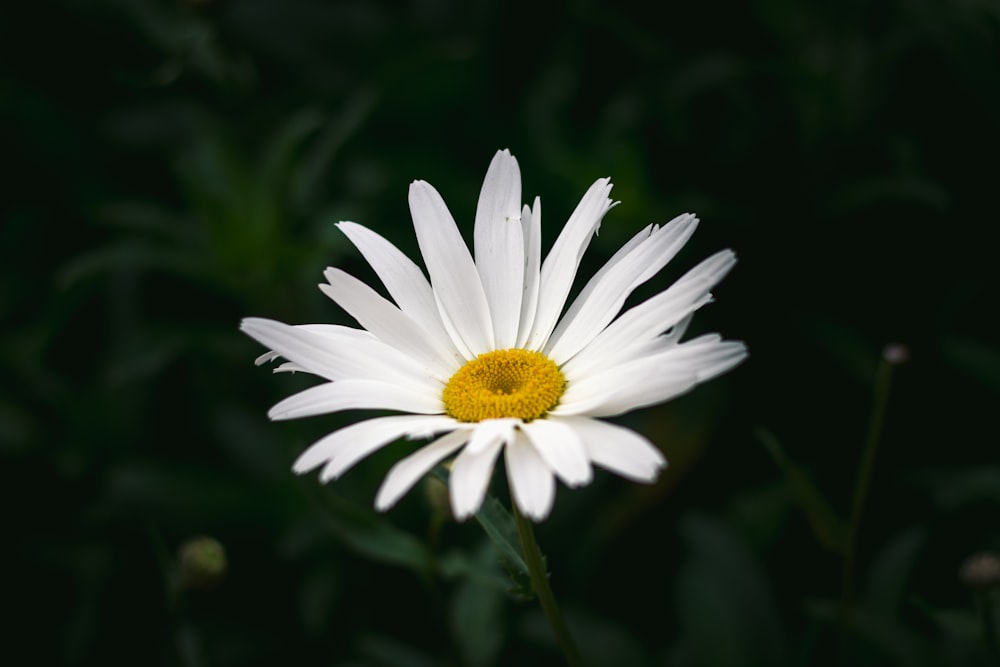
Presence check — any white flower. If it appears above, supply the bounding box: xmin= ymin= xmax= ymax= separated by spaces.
xmin=241 ymin=149 xmax=746 ymax=521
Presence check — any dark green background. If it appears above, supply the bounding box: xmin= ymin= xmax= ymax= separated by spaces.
xmin=3 ymin=0 xmax=999 ymax=665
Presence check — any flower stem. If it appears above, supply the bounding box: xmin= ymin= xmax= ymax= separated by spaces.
xmin=512 ymin=504 xmax=583 ymax=667
xmin=978 ymin=589 xmax=1000 ymax=667
xmin=840 ymin=348 xmax=902 ymax=631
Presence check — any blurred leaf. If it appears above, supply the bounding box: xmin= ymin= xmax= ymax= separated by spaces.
xmin=355 ymin=634 xmax=441 ymax=667
xmin=109 ymin=0 xmax=254 ymax=88
xmin=297 ymin=565 xmax=340 ymax=637
xmin=808 ymin=599 xmax=932 ymax=667
xmin=258 ymin=107 xmax=325 ymax=199
xmin=101 ymin=462 xmax=288 ymax=524
xmin=831 ymin=175 xmax=950 ymax=213
xmin=944 ymin=338 xmax=1000 ymax=393
xmin=212 ymin=403 xmax=287 ymax=482
xmin=908 ymin=467 xmax=1000 ymax=510
xmin=57 ymin=243 xmax=208 ymax=288
xmin=864 ymin=526 xmax=927 ymax=617
xmin=104 ymin=331 xmax=187 ymax=387
xmin=449 ymin=542 xmax=506 ymax=667
xmin=807 ymin=318 xmax=881 ymax=386
xmin=756 ymin=427 xmax=847 ymax=553
xmin=0 ymin=400 xmax=33 ymax=453
xmin=431 ymin=467 xmax=531 ymax=595
xmin=317 ymin=500 xmax=434 ymax=575
xmin=519 ymin=607 xmax=646 ymax=667
xmin=436 ymin=550 xmax=514 ymax=591
xmin=672 ymin=513 xmax=788 ymax=667
xmin=911 ymin=597 xmax=982 ymax=641
xmin=292 ymin=88 xmax=379 ymax=211
xmin=97 ymin=200 xmax=197 ymax=241
xmin=727 ymin=481 xmax=793 ymax=553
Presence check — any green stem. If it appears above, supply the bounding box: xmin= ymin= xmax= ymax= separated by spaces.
xmin=512 ymin=504 xmax=583 ymax=667
xmin=979 ymin=589 xmax=1000 ymax=667
xmin=840 ymin=354 xmax=897 ymax=625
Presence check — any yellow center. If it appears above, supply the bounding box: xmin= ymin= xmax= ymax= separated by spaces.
xmin=442 ymin=349 xmax=566 ymax=423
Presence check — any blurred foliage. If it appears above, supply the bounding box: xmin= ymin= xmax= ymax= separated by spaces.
xmin=2 ymin=0 xmax=1000 ymax=665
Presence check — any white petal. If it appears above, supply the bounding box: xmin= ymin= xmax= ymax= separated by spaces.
xmin=241 ymin=318 xmax=435 ymax=390
xmin=515 ymin=198 xmax=542 ymax=348
xmin=320 ymin=268 xmax=451 ymax=379
xmin=255 ymin=350 xmax=281 ymax=365
xmin=556 ymin=338 xmax=747 ymax=417
xmin=268 ymin=379 xmax=443 ymax=421
xmin=661 ymin=312 xmax=696 ymax=345
xmin=374 ymin=428 xmax=471 ymax=511
xmin=545 ymin=213 xmax=699 ymax=364
xmin=291 ymin=414 xmax=458 ymax=479
xmin=474 ymin=150 xmax=524 ymax=349
xmin=557 ymin=416 xmax=666 ymax=482
xmin=505 ymin=431 xmax=556 ymax=521
xmin=449 ymin=437 xmax=505 ymax=520
xmin=409 ymin=180 xmax=495 ymax=354
xmin=519 ymin=418 xmax=593 ymax=487
xmin=523 ymin=178 xmax=615 ymax=351
xmin=563 ymin=250 xmax=736 ymax=379
xmin=464 ymin=418 xmax=520 ymax=455
xmin=336 ymin=221 xmax=462 ymax=366
xmin=272 ymin=362 xmax=307 ymax=374
xmin=561 ymin=295 xmax=710 ymax=382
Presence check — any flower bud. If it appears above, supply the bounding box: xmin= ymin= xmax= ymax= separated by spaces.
xmin=959 ymin=552 xmax=1000 ymax=589
xmin=178 ymin=536 xmax=227 ymax=589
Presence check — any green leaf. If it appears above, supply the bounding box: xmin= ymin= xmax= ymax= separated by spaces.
xmin=436 ymin=551 xmax=514 ymax=591
xmin=315 ymin=493 xmax=434 ymax=574
xmin=807 ymin=599 xmax=932 ymax=667
xmin=449 ymin=542 xmax=506 ymax=667
xmin=431 ymin=466 xmax=532 ymax=596
xmin=519 ymin=607 xmax=647 ymax=667
xmin=355 ymin=634 xmax=440 ymax=667
xmin=944 ymin=337 xmax=1000 ymax=393
xmin=756 ymin=426 xmax=847 ymax=553
xmin=672 ymin=514 xmax=789 ymax=667
xmin=864 ymin=526 xmax=928 ymax=616
xmin=908 ymin=466 xmax=1000 ymax=510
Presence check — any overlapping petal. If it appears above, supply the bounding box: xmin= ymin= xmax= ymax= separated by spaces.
xmin=320 ymin=268 xmax=453 ymax=380
xmin=375 ymin=429 xmax=471 ymax=511
xmin=555 ymin=336 xmax=748 ymax=417
xmin=562 ymin=249 xmax=737 ymax=380
xmin=505 ymin=431 xmax=556 ymax=520
xmin=409 ymin=179 xmax=495 ymax=355
xmin=335 ymin=221 xmax=461 ymax=366
xmin=291 ymin=414 xmax=459 ymax=480
xmin=449 ymin=437 xmax=505 ymax=520
xmin=515 ymin=198 xmax=542 ymax=348
xmin=519 ymin=418 xmax=592 ymax=487
xmin=545 ymin=213 xmax=698 ymax=364
xmin=268 ymin=379 xmax=443 ymax=421
xmin=240 ymin=318 xmax=436 ymax=391
xmin=556 ymin=416 xmax=667 ymax=482
xmin=474 ymin=149 xmax=524 ymax=349
xmin=522 ymin=178 xmax=615 ymax=351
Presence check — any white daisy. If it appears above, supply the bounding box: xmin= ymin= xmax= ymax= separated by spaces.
xmin=241 ymin=149 xmax=746 ymax=521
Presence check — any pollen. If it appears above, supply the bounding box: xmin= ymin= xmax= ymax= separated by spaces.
xmin=442 ymin=349 xmax=566 ymax=423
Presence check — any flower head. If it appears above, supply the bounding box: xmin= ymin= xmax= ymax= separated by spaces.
xmin=241 ymin=150 xmax=746 ymax=521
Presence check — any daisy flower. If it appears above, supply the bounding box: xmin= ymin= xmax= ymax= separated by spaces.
xmin=241 ymin=149 xmax=746 ymax=521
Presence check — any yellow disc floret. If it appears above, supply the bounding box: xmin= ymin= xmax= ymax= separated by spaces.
xmin=443 ymin=349 xmax=566 ymax=423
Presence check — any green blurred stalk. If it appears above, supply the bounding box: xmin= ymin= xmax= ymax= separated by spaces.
xmin=840 ymin=348 xmax=902 ymax=630
xmin=512 ymin=504 xmax=583 ymax=667
xmin=978 ymin=589 xmax=1000 ymax=667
